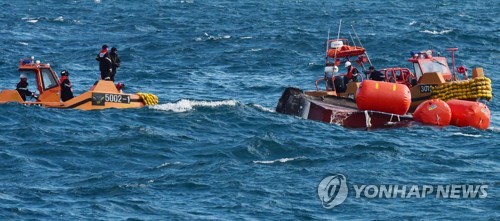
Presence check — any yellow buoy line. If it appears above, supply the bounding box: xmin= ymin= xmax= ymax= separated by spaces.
xmin=431 ymin=77 xmax=492 ymax=101
xmin=136 ymin=92 xmax=159 ymax=105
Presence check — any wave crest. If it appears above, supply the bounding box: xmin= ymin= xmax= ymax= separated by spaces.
xmin=420 ymin=29 xmax=453 ymax=35
xmin=150 ymin=99 xmax=237 ymax=112
xmin=253 ymin=157 xmax=303 ymax=164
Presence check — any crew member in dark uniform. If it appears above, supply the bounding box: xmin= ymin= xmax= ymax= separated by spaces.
xmin=367 ymin=66 xmax=385 ymax=81
xmin=109 ymin=47 xmax=120 ymax=82
xmin=16 ymin=73 xmax=35 ymax=101
xmin=60 ymin=70 xmax=74 ymax=102
xmin=96 ymin=44 xmax=112 ymax=80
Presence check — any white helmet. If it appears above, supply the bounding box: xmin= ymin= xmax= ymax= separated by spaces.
xmin=345 ymin=61 xmax=351 ymax=67
xmin=20 ymin=73 xmax=27 ymax=79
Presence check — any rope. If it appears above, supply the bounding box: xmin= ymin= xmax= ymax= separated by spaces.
xmin=136 ymin=92 xmax=159 ymax=106
xmin=364 ymin=110 xmax=372 ymax=128
xmin=431 ymin=77 xmax=492 ymax=101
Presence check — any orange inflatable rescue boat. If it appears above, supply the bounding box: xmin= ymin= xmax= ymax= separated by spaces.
xmin=0 ymin=57 xmax=158 ymax=110
xmin=326 ymin=39 xmax=366 ymax=58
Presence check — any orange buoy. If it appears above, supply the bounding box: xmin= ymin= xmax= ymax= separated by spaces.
xmin=447 ymin=99 xmax=490 ymax=130
xmin=356 ymin=80 xmax=411 ymax=115
xmin=413 ymin=99 xmax=451 ymax=126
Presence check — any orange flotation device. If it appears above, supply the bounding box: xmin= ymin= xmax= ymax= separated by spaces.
xmin=327 ymin=45 xmax=366 ymax=58
xmin=356 ymin=80 xmax=411 ymax=115
xmin=446 ymin=99 xmax=490 ymax=130
xmin=413 ymin=99 xmax=451 ymax=126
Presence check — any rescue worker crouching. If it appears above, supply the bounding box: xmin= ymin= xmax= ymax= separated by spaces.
xmin=344 ymin=61 xmax=360 ymax=83
xmin=16 ymin=73 xmax=36 ymax=101
xmin=60 ymin=70 xmax=74 ymax=102
xmin=367 ymin=66 xmax=385 ymax=81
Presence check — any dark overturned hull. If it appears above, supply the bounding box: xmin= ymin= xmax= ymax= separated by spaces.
xmin=276 ymin=87 xmax=413 ymax=128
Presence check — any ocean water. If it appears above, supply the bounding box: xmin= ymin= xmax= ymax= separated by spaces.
xmin=0 ymin=0 xmax=498 ymax=220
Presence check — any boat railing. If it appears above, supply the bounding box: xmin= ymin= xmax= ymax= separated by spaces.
xmin=315 ymin=77 xmax=327 ymax=91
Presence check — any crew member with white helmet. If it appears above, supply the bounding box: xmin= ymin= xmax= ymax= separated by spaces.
xmin=16 ymin=73 xmax=36 ymax=101
xmin=344 ymin=61 xmax=359 ymax=82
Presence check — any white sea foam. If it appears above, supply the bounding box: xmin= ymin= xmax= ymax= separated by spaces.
xmin=17 ymin=42 xmax=29 ymax=46
xmin=150 ymin=99 xmax=237 ymax=112
xmin=252 ymin=104 xmax=275 ymax=113
xmin=240 ymin=36 xmax=253 ymax=39
xmin=135 ymin=25 xmax=158 ymax=32
xmin=420 ymin=29 xmax=453 ymax=35
xmin=156 ymin=161 xmax=181 ymax=168
xmin=452 ymin=132 xmax=482 ymax=138
xmin=26 ymin=19 xmax=38 ymax=23
xmin=54 ymin=16 xmax=64 ymax=22
xmin=253 ymin=157 xmax=302 ymax=164
xmin=409 ymin=21 xmax=417 ymax=26
xmin=203 ymin=33 xmax=231 ymax=41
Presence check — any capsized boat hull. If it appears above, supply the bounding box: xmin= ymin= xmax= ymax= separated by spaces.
xmin=276 ymin=87 xmax=412 ymax=128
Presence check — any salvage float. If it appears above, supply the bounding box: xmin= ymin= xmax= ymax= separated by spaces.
xmin=0 ymin=57 xmax=158 ymax=110
xmin=276 ymin=35 xmax=492 ymax=129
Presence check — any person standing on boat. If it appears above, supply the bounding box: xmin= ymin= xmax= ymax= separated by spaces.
xmin=367 ymin=66 xmax=385 ymax=81
xmin=16 ymin=73 xmax=35 ymax=101
xmin=344 ymin=61 xmax=360 ymax=82
xmin=324 ymin=66 xmax=339 ymax=91
xmin=96 ymin=44 xmax=112 ymax=80
xmin=59 ymin=70 xmax=74 ymax=102
xmin=109 ymin=47 xmax=120 ymax=82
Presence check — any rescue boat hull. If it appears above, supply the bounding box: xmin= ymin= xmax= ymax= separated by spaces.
xmin=0 ymin=81 xmax=146 ymax=110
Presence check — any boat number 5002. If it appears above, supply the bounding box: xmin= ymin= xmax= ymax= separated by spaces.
xmin=92 ymin=93 xmax=130 ymax=105
xmin=105 ymin=94 xmax=123 ymax=103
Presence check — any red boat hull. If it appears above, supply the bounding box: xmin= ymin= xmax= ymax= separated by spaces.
xmin=276 ymin=88 xmax=412 ymax=128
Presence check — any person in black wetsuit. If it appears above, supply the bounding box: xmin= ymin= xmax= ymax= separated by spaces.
xmin=96 ymin=44 xmax=112 ymax=80
xmin=109 ymin=47 xmax=120 ymax=82
xmin=367 ymin=66 xmax=385 ymax=81
xmin=16 ymin=73 xmax=35 ymax=101
xmin=59 ymin=70 xmax=74 ymax=102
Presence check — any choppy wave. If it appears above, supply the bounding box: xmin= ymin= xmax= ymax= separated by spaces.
xmin=0 ymin=0 xmax=498 ymax=220
xmin=149 ymin=99 xmax=238 ymax=112
xmin=451 ymin=132 xmax=482 ymax=138
xmin=252 ymin=104 xmax=275 ymax=113
xmin=253 ymin=157 xmax=303 ymax=164
xmin=420 ymin=29 xmax=453 ymax=35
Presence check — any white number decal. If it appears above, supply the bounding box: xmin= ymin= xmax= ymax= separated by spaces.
xmin=105 ymin=94 xmax=122 ymax=103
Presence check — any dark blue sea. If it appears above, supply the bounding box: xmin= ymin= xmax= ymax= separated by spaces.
xmin=0 ymin=0 xmax=498 ymax=220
